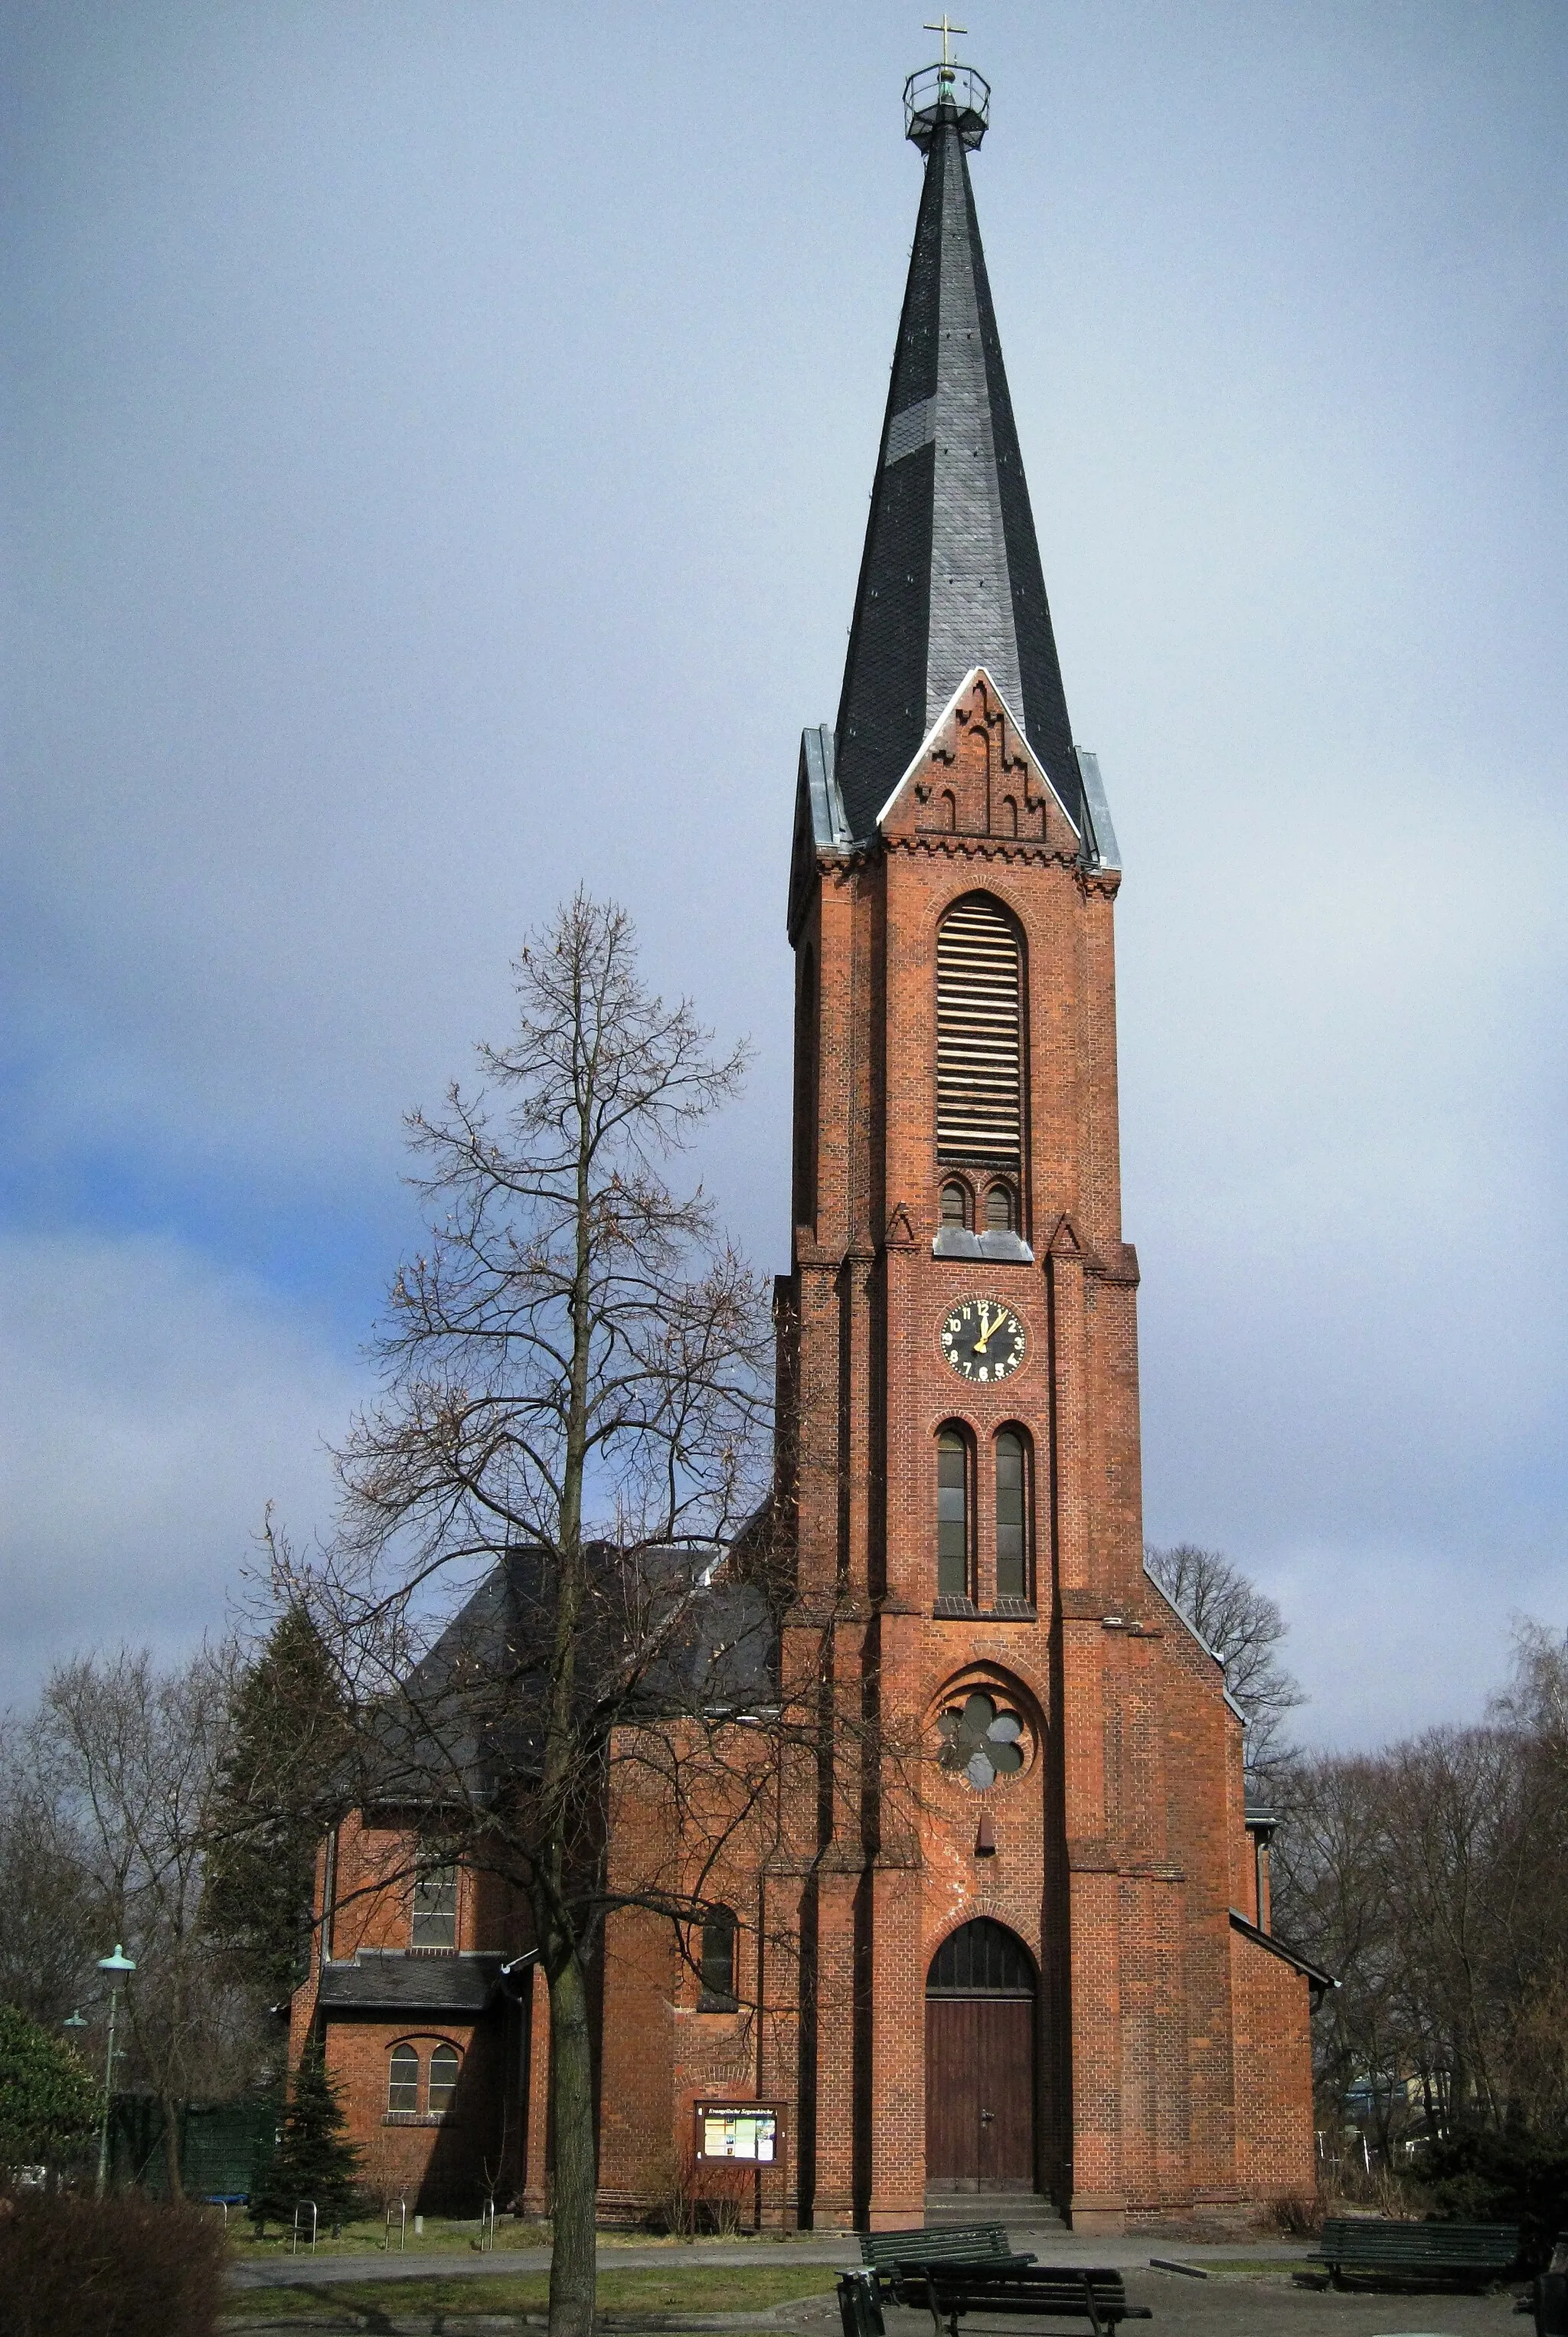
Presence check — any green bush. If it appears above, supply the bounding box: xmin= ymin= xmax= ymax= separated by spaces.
xmin=1423 ymin=2127 xmax=1568 ymax=2270
xmin=0 ymin=2001 xmax=99 ymax=2171
xmin=0 ymin=2189 xmax=229 ymax=2337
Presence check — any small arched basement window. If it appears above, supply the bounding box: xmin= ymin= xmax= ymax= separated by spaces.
xmin=387 ymin=2042 xmax=420 ymax=2113
xmin=936 ymin=895 xmax=1023 ymax=1168
xmin=699 ymin=1907 xmax=738 ymax=2009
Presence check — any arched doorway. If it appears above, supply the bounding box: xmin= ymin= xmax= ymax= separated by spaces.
xmin=925 ymin=1918 xmax=1037 ymax=2192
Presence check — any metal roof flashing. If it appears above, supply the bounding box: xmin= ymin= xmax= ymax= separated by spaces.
xmin=1142 ymin=1559 xmax=1249 ymax=1725
xmin=1074 ymin=746 xmax=1122 ymax=874
xmin=803 ymin=724 xmax=853 ymax=853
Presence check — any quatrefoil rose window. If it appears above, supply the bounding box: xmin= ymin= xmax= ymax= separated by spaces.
xmin=938 ymin=1690 xmax=1027 ymax=1790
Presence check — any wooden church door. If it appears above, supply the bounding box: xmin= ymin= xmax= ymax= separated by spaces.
xmin=925 ymin=1919 xmax=1037 ymax=2191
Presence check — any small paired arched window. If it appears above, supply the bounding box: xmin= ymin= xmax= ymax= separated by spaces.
xmin=387 ymin=2041 xmax=420 ymax=2113
xmin=698 ymin=1907 xmax=738 ymax=2009
xmin=940 ymin=1181 xmax=971 ymax=1230
xmin=937 ymin=1426 xmax=971 ymax=1601
xmin=985 ymin=1182 xmax=1015 ymax=1232
xmin=427 ymin=2041 xmax=460 ymax=2116
xmin=386 ymin=2038 xmax=462 ymax=2117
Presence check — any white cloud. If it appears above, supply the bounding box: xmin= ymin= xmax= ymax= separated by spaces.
xmin=4 ymin=3 xmax=1565 ymax=1740
xmin=0 ymin=1231 xmax=362 ymax=1711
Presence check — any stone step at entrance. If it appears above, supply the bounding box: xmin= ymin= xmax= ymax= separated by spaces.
xmin=920 ymin=2192 xmax=1069 ymax=2233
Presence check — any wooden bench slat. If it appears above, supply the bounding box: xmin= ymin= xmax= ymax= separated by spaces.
xmin=1306 ymin=2218 xmax=1518 ymax=2283
xmin=861 ymin=2225 xmax=1022 ymax=2268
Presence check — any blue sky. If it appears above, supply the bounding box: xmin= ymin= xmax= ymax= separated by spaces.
xmin=4 ymin=1 xmax=1565 ymax=1739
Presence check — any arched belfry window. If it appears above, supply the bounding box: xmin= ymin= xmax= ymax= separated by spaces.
xmin=985 ymin=1182 xmax=1015 ymax=1232
xmin=936 ymin=895 xmax=1023 ymax=1169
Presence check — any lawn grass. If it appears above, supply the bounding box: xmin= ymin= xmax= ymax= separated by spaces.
xmin=229 ymin=2212 xmax=550 ymax=2261
xmin=228 ymin=2262 xmax=838 ymax=2322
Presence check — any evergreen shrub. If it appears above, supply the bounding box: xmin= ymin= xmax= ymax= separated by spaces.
xmin=249 ymin=2041 xmax=361 ymax=2231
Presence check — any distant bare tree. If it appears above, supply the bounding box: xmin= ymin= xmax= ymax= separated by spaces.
xmin=286 ymin=893 xmax=789 ymax=2337
xmin=0 ymin=1731 xmax=102 ymax=2027
xmin=1272 ymin=1620 xmax=1568 ymax=2154
xmin=27 ymin=1646 xmax=267 ymax=2194
xmin=1144 ymin=1541 xmax=1305 ymax=1783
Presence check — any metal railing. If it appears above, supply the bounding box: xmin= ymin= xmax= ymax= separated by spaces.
xmin=903 ymin=63 xmax=991 ymax=149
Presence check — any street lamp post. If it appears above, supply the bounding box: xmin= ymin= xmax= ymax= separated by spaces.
xmin=95 ymin=1945 xmax=136 ymax=2199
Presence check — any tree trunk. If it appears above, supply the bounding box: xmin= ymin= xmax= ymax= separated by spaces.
xmin=161 ymin=2090 xmax=185 ymax=2199
xmin=546 ymin=1950 xmax=596 ymax=2337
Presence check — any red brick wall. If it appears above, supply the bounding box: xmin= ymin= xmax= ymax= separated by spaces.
xmin=288 ymin=672 xmax=1315 ymax=2230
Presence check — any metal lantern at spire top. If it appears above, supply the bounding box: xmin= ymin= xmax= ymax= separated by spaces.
xmin=905 ymin=20 xmax=988 ymax=151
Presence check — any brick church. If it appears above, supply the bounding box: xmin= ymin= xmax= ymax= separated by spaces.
xmin=291 ymin=53 xmax=1324 ymax=2232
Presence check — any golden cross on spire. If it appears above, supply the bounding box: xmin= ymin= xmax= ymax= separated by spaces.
xmin=924 ymin=15 xmax=968 ymax=68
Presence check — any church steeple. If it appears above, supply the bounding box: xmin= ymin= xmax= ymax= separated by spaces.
xmin=832 ymin=53 xmax=1084 ymax=844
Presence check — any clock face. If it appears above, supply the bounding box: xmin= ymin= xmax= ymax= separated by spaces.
xmin=940 ymin=1297 xmax=1027 ymax=1384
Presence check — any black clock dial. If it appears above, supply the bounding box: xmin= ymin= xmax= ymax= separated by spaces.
xmin=940 ymin=1296 xmax=1027 ymax=1384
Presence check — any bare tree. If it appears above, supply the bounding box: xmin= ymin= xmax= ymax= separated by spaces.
xmin=0 ymin=1729 xmax=103 ymax=2028
xmin=1144 ymin=1541 xmax=1305 ymax=1783
xmin=27 ymin=1645 xmax=267 ymax=2195
xmin=1271 ymin=1620 xmax=1568 ymax=2161
xmin=289 ymin=894 xmax=782 ymax=2337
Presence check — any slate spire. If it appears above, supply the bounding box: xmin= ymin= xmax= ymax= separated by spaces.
xmin=833 ymin=61 xmax=1083 ymax=842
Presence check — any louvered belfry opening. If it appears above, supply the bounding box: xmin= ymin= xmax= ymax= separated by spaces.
xmin=936 ymin=894 xmax=1023 ymax=1169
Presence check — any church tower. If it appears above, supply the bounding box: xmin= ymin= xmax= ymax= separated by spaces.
xmin=776 ymin=51 xmax=1320 ymax=2231
xmin=279 ymin=45 xmax=1325 ymax=2237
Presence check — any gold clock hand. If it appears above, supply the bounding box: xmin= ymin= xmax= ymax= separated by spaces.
xmin=972 ymin=1304 xmax=999 ymax=1353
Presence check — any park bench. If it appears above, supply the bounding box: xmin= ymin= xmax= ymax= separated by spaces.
xmin=842 ymin=2227 xmax=1151 ymax=2337
xmin=1307 ymin=2218 xmax=1520 ymax=2289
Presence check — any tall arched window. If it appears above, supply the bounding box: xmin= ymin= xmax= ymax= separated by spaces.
xmin=995 ymin=1428 xmax=1030 ymax=1602
xmin=936 ymin=895 xmax=1023 ymax=1168
xmin=792 ymin=946 xmax=818 ymax=1224
xmin=427 ymin=2041 xmax=460 ymax=2116
xmin=937 ymin=1426 xmax=971 ymax=1601
xmin=387 ymin=2041 xmax=420 ymax=2113
xmin=699 ymin=1907 xmax=738 ymax=2009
